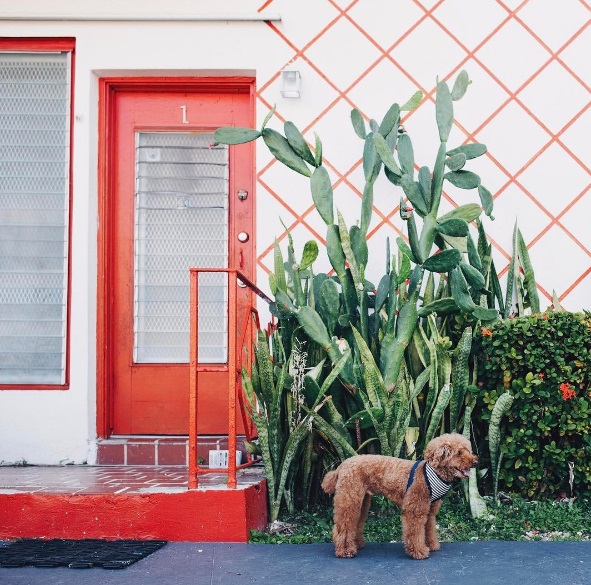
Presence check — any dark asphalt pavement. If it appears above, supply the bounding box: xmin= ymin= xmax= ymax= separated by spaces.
xmin=1 ymin=541 xmax=590 ymax=585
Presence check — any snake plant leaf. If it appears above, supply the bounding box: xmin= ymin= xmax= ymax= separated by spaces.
xmin=379 ymin=103 xmax=400 ymax=137
xmin=314 ymin=132 xmax=323 ymax=167
xmin=373 ymin=132 xmax=402 ymax=177
xmin=449 ymin=326 xmax=472 ymax=432
xmin=489 ymin=391 xmax=514 ymax=502
xmin=214 ymin=126 xmax=261 ymax=145
xmin=369 ymin=119 xmax=380 ymax=133
xmin=351 ymin=326 xmax=387 ymax=408
xmin=299 ymin=240 xmax=319 ymax=271
xmin=262 ymin=128 xmax=312 ymax=177
xmin=436 ymin=81 xmax=454 ymax=142
xmin=310 ymin=165 xmax=334 ymax=225
xmin=451 ymin=70 xmax=470 ymax=101
xmin=517 ymin=228 xmax=540 ymax=314
xmin=326 ymin=224 xmax=346 ymax=276
xmin=284 ymin=121 xmax=316 ymax=166
xmin=422 ymin=248 xmax=462 ymax=273
xmin=318 ymin=347 xmax=351 ymax=401
xmin=400 ymin=90 xmax=423 ymax=111
xmin=436 ymin=217 xmax=469 ymax=237
xmin=478 ymin=184 xmax=495 ymax=219
xmin=445 ymin=152 xmax=467 ymax=171
xmin=418 ymin=297 xmax=461 ymax=317
xmin=344 ymin=407 xmax=385 ymax=429
xmin=268 ymin=272 xmax=277 ymax=296
xmin=337 ymin=211 xmax=361 ymax=287
xmin=423 ymin=271 xmax=435 ymax=306
xmin=363 ymin=133 xmax=382 ymax=182
xmin=447 ymin=143 xmax=487 ymax=159
xmin=397 ymin=133 xmax=415 ymax=178
xmin=438 ymin=203 xmax=482 ymax=223
xmin=351 ymin=108 xmax=367 ymax=139
xmin=273 ymin=239 xmax=287 ymax=293
xmin=444 ymin=170 xmax=481 ymax=189
xmin=467 ymin=233 xmax=483 ymax=272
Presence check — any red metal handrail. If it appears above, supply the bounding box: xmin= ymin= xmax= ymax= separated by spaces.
xmin=188 ymin=268 xmax=271 ymax=489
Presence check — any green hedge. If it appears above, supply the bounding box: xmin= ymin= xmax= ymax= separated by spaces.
xmin=477 ymin=311 xmax=591 ymax=499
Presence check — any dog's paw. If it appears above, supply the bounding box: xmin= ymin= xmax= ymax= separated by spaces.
xmin=335 ymin=549 xmax=357 ymax=559
xmin=405 ymin=545 xmax=430 ymax=560
xmin=356 ymin=537 xmax=366 ymax=549
xmin=426 ymin=540 xmax=440 ymax=551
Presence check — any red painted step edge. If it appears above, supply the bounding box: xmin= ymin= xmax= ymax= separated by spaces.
xmin=0 ymin=482 xmax=267 ymax=542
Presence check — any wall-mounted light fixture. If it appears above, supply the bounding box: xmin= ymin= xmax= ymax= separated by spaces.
xmin=280 ymin=68 xmax=302 ymax=98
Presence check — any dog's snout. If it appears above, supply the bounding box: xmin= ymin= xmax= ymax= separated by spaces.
xmin=470 ymin=455 xmax=478 ymax=467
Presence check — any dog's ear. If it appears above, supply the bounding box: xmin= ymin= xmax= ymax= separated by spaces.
xmin=425 ymin=442 xmax=452 ymax=466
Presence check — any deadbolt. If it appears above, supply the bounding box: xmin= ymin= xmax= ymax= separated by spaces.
xmin=237 ymin=232 xmax=249 ymax=243
xmin=237 ymin=189 xmax=248 ymax=201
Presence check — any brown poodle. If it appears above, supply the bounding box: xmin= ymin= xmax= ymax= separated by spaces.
xmin=321 ymin=433 xmax=477 ymax=560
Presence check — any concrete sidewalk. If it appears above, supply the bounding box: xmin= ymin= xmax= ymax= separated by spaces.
xmin=2 ymin=541 xmax=590 ymax=585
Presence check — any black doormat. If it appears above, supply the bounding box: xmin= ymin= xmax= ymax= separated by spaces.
xmin=0 ymin=539 xmax=167 ymax=569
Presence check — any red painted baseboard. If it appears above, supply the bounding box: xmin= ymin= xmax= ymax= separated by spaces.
xmin=0 ymin=481 xmax=267 ymax=542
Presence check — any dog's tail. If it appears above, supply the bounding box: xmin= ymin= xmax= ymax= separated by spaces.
xmin=321 ymin=469 xmax=339 ymax=494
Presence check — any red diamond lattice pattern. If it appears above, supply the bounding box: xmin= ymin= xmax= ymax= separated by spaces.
xmin=255 ymin=0 xmax=591 ymax=310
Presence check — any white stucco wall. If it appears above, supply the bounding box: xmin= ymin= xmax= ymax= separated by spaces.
xmin=0 ymin=0 xmax=589 ymax=464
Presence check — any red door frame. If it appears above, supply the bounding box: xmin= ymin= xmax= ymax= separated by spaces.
xmin=96 ymin=77 xmax=256 ymax=438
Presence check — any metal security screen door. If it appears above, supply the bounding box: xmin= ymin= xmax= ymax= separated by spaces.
xmin=134 ymin=132 xmax=228 ymax=365
xmin=106 ymin=84 xmax=254 ymax=436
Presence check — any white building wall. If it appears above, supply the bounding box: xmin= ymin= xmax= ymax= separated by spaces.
xmin=0 ymin=0 xmax=589 ymax=464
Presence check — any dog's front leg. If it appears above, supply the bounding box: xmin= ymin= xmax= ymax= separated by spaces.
xmin=402 ymin=506 xmax=431 ymax=560
xmin=425 ymin=501 xmax=442 ymax=551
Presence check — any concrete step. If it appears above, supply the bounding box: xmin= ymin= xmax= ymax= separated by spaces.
xmin=0 ymin=464 xmax=267 ymax=541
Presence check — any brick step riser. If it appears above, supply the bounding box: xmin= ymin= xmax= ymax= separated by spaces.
xmin=96 ymin=437 xmax=248 ymax=466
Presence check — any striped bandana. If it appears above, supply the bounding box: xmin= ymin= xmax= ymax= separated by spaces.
xmin=423 ymin=462 xmax=453 ymax=502
xmin=406 ymin=459 xmax=453 ymax=503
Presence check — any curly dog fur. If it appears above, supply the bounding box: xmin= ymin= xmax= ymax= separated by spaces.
xmin=321 ymin=433 xmax=477 ymax=560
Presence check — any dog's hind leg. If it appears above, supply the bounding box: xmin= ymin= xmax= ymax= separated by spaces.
xmin=332 ymin=486 xmax=365 ymax=558
xmin=355 ymin=493 xmax=372 ymax=549
xmin=425 ymin=501 xmax=442 ymax=551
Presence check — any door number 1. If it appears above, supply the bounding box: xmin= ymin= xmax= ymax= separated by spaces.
xmin=180 ymin=105 xmax=189 ymax=124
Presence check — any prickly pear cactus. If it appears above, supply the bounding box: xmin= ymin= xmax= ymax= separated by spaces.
xmin=214 ymin=69 xmax=501 ymax=461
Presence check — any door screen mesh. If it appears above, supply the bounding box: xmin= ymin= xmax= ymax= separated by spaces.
xmin=0 ymin=52 xmax=71 ymax=385
xmin=134 ymin=132 xmax=229 ymax=364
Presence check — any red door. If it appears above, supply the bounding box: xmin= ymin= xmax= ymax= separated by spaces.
xmin=105 ymin=82 xmax=255 ymax=435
